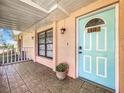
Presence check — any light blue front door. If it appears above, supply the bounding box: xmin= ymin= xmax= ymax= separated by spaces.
xmin=78 ymin=8 xmax=115 ymax=89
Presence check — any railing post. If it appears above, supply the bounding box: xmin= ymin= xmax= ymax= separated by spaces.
xmin=21 ymin=48 xmax=22 ymax=61
xmin=25 ymin=48 xmax=27 ymax=61
xmin=24 ymin=48 xmax=25 ymax=61
xmin=15 ymin=48 xmax=16 ymax=62
xmin=27 ymin=48 xmax=29 ymax=60
xmin=11 ymin=49 xmax=12 ymax=63
xmin=7 ymin=48 xmax=9 ymax=64
xmin=2 ymin=49 xmax=4 ymax=64
xmin=18 ymin=50 xmax=20 ymax=62
xmin=23 ymin=48 xmax=24 ymax=61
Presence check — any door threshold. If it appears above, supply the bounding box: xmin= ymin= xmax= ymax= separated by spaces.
xmin=78 ymin=77 xmax=115 ymax=93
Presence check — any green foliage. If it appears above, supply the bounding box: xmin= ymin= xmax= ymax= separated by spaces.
xmin=56 ymin=63 xmax=69 ymax=72
xmin=0 ymin=44 xmax=14 ymax=49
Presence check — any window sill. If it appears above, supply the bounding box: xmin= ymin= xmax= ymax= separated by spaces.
xmin=38 ymin=55 xmax=53 ymax=60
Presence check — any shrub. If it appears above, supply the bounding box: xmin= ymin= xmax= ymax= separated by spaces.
xmin=56 ymin=63 xmax=69 ymax=72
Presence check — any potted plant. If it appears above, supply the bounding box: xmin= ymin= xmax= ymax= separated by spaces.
xmin=56 ymin=63 xmax=69 ymax=80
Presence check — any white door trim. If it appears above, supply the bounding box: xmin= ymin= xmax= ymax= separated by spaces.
xmin=76 ymin=4 xmax=119 ymax=93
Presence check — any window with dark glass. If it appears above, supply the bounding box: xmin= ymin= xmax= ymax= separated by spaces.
xmin=38 ymin=28 xmax=53 ymax=59
xmin=85 ymin=18 xmax=105 ymax=28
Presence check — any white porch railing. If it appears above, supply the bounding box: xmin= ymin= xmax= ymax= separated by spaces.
xmin=0 ymin=47 xmax=33 ymax=65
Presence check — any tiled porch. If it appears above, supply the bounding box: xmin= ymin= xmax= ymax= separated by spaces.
xmin=0 ymin=62 xmax=114 ymax=93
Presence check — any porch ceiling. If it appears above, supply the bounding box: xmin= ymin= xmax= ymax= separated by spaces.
xmin=0 ymin=0 xmax=96 ymax=31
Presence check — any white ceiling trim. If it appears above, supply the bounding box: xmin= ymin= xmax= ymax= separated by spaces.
xmin=58 ymin=5 xmax=70 ymax=16
xmin=19 ymin=0 xmax=69 ymax=16
xmin=19 ymin=0 xmax=49 ymax=13
xmin=48 ymin=4 xmax=58 ymax=13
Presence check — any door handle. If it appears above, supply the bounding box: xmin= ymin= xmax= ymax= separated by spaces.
xmin=78 ymin=51 xmax=82 ymax=54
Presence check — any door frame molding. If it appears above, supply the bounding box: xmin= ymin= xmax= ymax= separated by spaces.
xmin=76 ymin=4 xmax=119 ymax=93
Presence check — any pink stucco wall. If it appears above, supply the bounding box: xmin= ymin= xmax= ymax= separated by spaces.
xmin=56 ymin=0 xmax=119 ymax=78
xmin=35 ymin=23 xmax=57 ymax=70
xmin=36 ymin=57 xmax=53 ymax=68
xmin=32 ymin=0 xmax=119 ymax=78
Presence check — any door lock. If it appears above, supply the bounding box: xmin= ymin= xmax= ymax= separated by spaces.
xmin=79 ymin=46 xmax=82 ymax=50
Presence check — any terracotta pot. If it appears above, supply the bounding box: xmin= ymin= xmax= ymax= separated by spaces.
xmin=56 ymin=71 xmax=67 ymax=80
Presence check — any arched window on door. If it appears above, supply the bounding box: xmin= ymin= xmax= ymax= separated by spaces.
xmin=85 ymin=18 xmax=105 ymax=28
xmin=85 ymin=18 xmax=105 ymax=33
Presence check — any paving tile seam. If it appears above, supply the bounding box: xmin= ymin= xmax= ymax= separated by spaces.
xmin=13 ymin=64 xmax=32 ymax=93
xmin=5 ymin=66 xmax=12 ymax=93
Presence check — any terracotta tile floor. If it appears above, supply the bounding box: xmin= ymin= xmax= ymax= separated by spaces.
xmin=0 ymin=62 xmax=114 ymax=93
